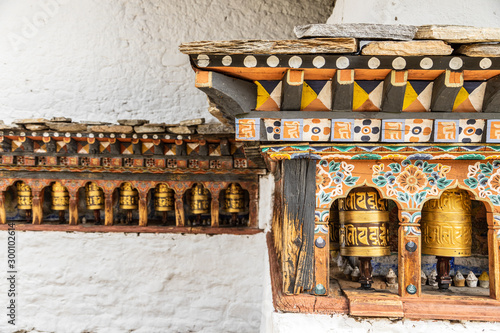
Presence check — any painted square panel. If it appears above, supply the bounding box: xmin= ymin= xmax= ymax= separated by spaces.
xmin=486 ymin=120 xmax=500 ymax=143
xmin=381 ymin=120 xmax=405 ymax=142
xmin=331 ymin=119 xmax=354 ymax=142
xmin=281 ymin=119 xmax=303 ymax=141
xmin=264 ymin=118 xmax=281 ymax=141
xmin=353 ymin=119 xmax=381 ymax=142
xmin=236 ymin=118 xmax=260 ymax=141
xmin=302 ymin=119 xmax=331 ymax=142
xmin=458 ymin=119 xmax=484 ymax=143
xmin=404 ymin=119 xmax=432 ymax=143
xmin=434 ymin=120 xmax=459 ymax=143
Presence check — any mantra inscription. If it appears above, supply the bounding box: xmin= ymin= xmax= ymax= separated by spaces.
xmin=340 ymin=189 xmax=387 ymax=211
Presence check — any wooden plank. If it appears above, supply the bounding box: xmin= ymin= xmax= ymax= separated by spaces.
xmin=180 ymin=38 xmax=357 ymax=55
xmin=488 ymin=227 xmax=500 ymax=300
xmin=104 ymin=192 xmax=113 ymax=226
xmin=431 ymin=70 xmax=463 ymax=112
xmin=138 ymin=194 xmax=148 ymax=227
xmin=210 ymin=197 xmax=219 ymax=227
xmin=381 ymin=70 xmax=408 ymax=112
xmin=282 ymin=159 xmax=316 ymax=294
xmin=68 ymin=196 xmax=78 ymax=225
xmin=398 ymin=225 xmax=421 ymax=297
xmin=483 ymin=75 xmax=500 ymax=112
xmin=331 ymin=69 xmax=354 ymax=111
xmin=0 ymin=192 xmax=6 ymax=224
xmin=32 ymin=191 xmax=43 ymax=225
xmin=175 ymin=193 xmax=185 ymax=227
xmin=242 ymin=111 xmax=496 ymax=120
xmin=281 ymin=69 xmax=304 ymax=111
xmin=344 ymin=290 xmax=404 ymax=317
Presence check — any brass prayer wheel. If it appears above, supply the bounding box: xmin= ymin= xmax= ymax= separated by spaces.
xmin=339 ymin=187 xmax=390 ymax=257
xmin=191 ymin=183 xmax=210 ymax=214
xmin=225 ymin=183 xmax=245 ymax=213
xmin=86 ymin=182 xmax=104 ymax=210
xmin=16 ymin=181 xmax=32 ymax=210
xmin=51 ymin=182 xmax=69 ymax=211
xmin=329 ymin=200 xmax=340 ymax=251
xmin=421 ymin=189 xmax=472 ymax=257
xmin=154 ymin=183 xmax=174 ymax=212
xmin=119 ymin=182 xmax=138 ymax=210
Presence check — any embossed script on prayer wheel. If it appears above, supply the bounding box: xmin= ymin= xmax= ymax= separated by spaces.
xmin=421 ymin=189 xmax=472 ymax=257
xmin=154 ymin=184 xmax=174 ymax=212
xmin=86 ymin=182 xmax=104 ymax=210
xmin=329 ymin=200 xmax=340 ymax=251
xmin=339 ymin=187 xmax=390 ymax=257
xmin=51 ymin=182 xmax=69 ymax=211
xmin=16 ymin=181 xmax=32 ymax=210
xmin=225 ymin=183 xmax=245 ymax=213
xmin=191 ymin=183 xmax=210 ymax=214
xmin=119 ymin=182 xmax=138 ymax=210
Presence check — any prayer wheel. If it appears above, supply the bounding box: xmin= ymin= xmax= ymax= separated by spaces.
xmin=225 ymin=183 xmax=245 ymax=213
xmin=51 ymin=182 xmax=69 ymax=211
xmin=16 ymin=181 xmax=32 ymax=210
xmin=154 ymin=184 xmax=174 ymax=212
xmin=191 ymin=183 xmax=210 ymax=214
xmin=329 ymin=200 xmax=340 ymax=251
xmin=119 ymin=182 xmax=138 ymax=210
xmin=421 ymin=189 xmax=472 ymax=289
xmin=86 ymin=182 xmax=104 ymax=210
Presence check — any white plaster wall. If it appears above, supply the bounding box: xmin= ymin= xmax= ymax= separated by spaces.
xmin=0 ymin=231 xmax=267 ymax=333
xmin=0 ymin=0 xmax=332 ymax=124
xmin=272 ymin=312 xmax=500 ymax=333
xmin=328 ymin=0 xmax=500 ymax=27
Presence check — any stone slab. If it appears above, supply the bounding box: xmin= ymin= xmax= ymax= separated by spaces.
xmin=89 ymin=125 xmax=134 ymax=134
xmin=81 ymin=121 xmax=112 ymax=125
xmin=294 ymin=23 xmax=417 ymax=40
xmin=134 ymin=124 xmax=166 ymax=134
xmin=25 ymin=124 xmax=49 ymax=131
xmin=179 ymin=38 xmax=357 ymax=54
xmin=167 ymin=126 xmax=196 ymax=134
xmin=415 ymin=25 xmax=500 ymax=43
xmin=118 ymin=119 xmax=150 ymax=126
xmin=50 ymin=117 xmax=72 ymax=122
xmin=196 ymin=123 xmax=235 ymax=134
xmin=361 ymin=40 xmax=453 ymax=56
xmin=46 ymin=122 xmax=88 ymax=132
xmin=456 ymin=44 xmax=500 ymax=57
xmin=13 ymin=118 xmax=49 ymax=124
xmin=179 ymin=118 xmax=205 ymax=126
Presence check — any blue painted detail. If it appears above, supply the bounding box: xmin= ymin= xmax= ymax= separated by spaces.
xmin=406 ymin=284 xmax=417 ymax=294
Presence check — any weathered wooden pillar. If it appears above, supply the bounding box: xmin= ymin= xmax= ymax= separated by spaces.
xmin=138 ymin=191 xmax=148 ymax=227
xmin=32 ymin=190 xmax=43 ymax=225
xmin=175 ymin=192 xmax=185 ymax=227
xmin=282 ymin=159 xmax=316 ymax=295
xmin=104 ymin=191 xmax=114 ymax=226
xmin=0 ymin=191 xmax=6 ymax=224
xmin=398 ymin=210 xmax=422 ymax=297
xmin=488 ymin=213 xmax=500 ymax=300
xmin=210 ymin=191 xmax=220 ymax=227
xmin=314 ymin=207 xmax=330 ymax=295
xmin=248 ymin=186 xmax=259 ymax=228
xmin=68 ymin=190 xmax=79 ymax=225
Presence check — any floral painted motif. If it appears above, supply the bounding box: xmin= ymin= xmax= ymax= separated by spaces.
xmin=316 ymin=160 xmax=359 ymax=208
xmin=372 ymin=160 xmax=453 ymax=208
xmin=464 ymin=161 xmax=500 ymax=205
xmin=401 ymin=211 xmax=421 ymax=236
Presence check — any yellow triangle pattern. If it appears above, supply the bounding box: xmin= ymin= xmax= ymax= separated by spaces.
xmin=402 ymin=82 xmax=418 ymax=110
xmin=300 ymin=82 xmax=318 ymax=110
xmin=352 ymin=82 xmax=369 ymax=110
xmin=453 ymin=87 xmax=470 ymax=111
xmin=255 ymin=81 xmax=271 ymax=109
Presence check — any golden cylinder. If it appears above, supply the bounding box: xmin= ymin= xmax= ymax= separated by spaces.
xmin=51 ymin=182 xmax=69 ymax=211
xmin=339 ymin=187 xmax=390 ymax=257
xmin=86 ymin=182 xmax=104 ymax=210
xmin=191 ymin=184 xmax=210 ymax=214
xmin=225 ymin=183 xmax=245 ymax=213
xmin=421 ymin=189 xmax=472 ymax=257
xmin=119 ymin=182 xmax=138 ymax=210
xmin=155 ymin=184 xmax=174 ymax=212
xmin=16 ymin=181 xmax=32 ymax=210
xmin=329 ymin=200 xmax=340 ymax=251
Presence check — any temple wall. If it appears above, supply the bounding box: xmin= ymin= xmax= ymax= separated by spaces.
xmin=0 ymin=0 xmax=332 ymax=124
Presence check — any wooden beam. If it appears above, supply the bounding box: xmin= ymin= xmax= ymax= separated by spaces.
xmin=175 ymin=140 xmax=186 ymax=156
xmin=0 ymin=192 xmax=6 ymax=224
xmin=381 ymin=70 xmax=408 ymax=112
xmin=195 ymin=70 xmax=256 ymax=122
xmin=138 ymin=193 xmax=148 ymax=227
xmin=104 ymin=192 xmax=113 ymax=226
xmin=65 ymin=139 xmax=77 ymax=154
xmin=430 ymin=70 xmax=463 ymax=111
xmin=281 ymin=69 xmax=304 ymax=111
xmin=153 ymin=140 xmax=164 ymax=155
xmin=242 ymin=111 xmax=497 ymax=120
xmin=1 ymin=137 xmax=12 ymax=152
xmin=331 ymin=69 xmax=354 ymax=111
xmin=483 ymin=75 xmax=500 ymax=112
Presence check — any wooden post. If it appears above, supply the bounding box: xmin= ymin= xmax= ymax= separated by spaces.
xmin=175 ymin=192 xmax=185 ymax=227
xmin=138 ymin=192 xmax=148 ymax=227
xmin=488 ymin=213 xmax=500 ymax=300
xmin=104 ymin=192 xmax=114 ymax=226
xmin=32 ymin=191 xmax=43 ymax=225
xmin=68 ymin=191 xmax=79 ymax=225
xmin=0 ymin=191 xmax=6 ymax=224
xmin=314 ymin=207 xmax=330 ymax=296
xmin=398 ymin=210 xmax=421 ymax=297
xmin=211 ymin=194 xmax=219 ymax=227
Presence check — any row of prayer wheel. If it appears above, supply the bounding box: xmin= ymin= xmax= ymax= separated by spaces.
xmin=15 ymin=181 xmax=246 ymax=217
xmin=330 ymin=187 xmax=472 ymax=290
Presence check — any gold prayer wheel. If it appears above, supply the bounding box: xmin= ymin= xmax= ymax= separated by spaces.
xmin=51 ymin=182 xmax=69 ymax=211
xmin=225 ymin=183 xmax=245 ymax=213
xmin=421 ymin=189 xmax=472 ymax=257
xmin=339 ymin=187 xmax=390 ymax=257
xmin=191 ymin=183 xmax=210 ymax=214
xmin=329 ymin=200 xmax=340 ymax=251
xmin=119 ymin=182 xmax=138 ymax=210
xmin=154 ymin=184 xmax=174 ymax=212
xmin=86 ymin=182 xmax=104 ymax=210
xmin=16 ymin=181 xmax=32 ymax=210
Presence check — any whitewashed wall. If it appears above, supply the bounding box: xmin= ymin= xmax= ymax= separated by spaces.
xmin=0 ymin=0 xmax=332 ymax=124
